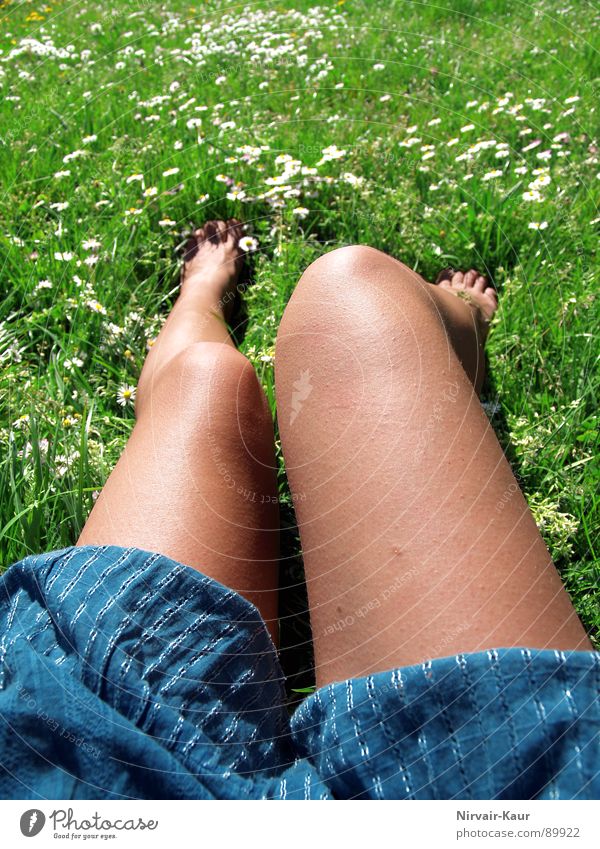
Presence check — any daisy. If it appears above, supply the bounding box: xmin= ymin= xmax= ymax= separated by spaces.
xmin=292 ymin=206 xmax=309 ymax=218
xmin=87 ymin=299 xmax=107 ymax=314
xmin=528 ymin=221 xmax=548 ymax=230
xmin=522 ymin=189 xmax=543 ymax=202
xmin=117 ymin=385 xmax=137 ymax=407
xmin=162 ymin=168 xmax=180 ymax=177
xmin=238 ymin=236 xmax=258 ymax=252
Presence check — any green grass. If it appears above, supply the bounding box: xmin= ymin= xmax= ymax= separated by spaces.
xmin=0 ymin=0 xmax=598 ymax=654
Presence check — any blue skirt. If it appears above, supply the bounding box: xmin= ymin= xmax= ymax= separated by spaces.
xmin=0 ymin=545 xmax=598 ymax=800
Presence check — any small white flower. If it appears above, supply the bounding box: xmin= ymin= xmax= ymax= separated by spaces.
xmin=54 ymin=251 xmax=73 ymax=261
xmin=342 ymin=172 xmax=364 ymax=186
xmin=483 ymin=169 xmax=503 ymax=181
xmin=54 ymin=170 xmax=71 ymax=179
xmin=117 ymin=384 xmax=137 ymax=407
xmin=373 ymin=63 xmax=385 ymax=71
xmin=292 ymin=206 xmax=309 ymax=218
xmin=162 ymin=167 xmax=180 ymax=177
xmin=528 ymin=221 xmax=548 ymax=230
xmin=522 ymin=189 xmax=543 ymax=202
xmin=126 ymin=174 xmax=144 ymax=184
xmin=36 ymin=279 xmax=53 ymax=290
xmin=460 ymin=123 xmax=475 ymax=133
xmin=238 ymin=236 xmax=258 ymax=252
xmin=82 ymin=238 xmax=101 ymax=251
xmin=158 ymin=218 xmax=176 ymax=227
xmin=86 ymin=299 xmax=107 ymax=314
xmin=226 ymin=188 xmax=247 ymax=201
xmin=82 ymin=134 xmax=97 ymax=144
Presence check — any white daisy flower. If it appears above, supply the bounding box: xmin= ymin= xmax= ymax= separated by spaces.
xmin=483 ymin=169 xmax=503 ymax=181
xmin=86 ymin=299 xmax=106 ymax=314
xmin=528 ymin=221 xmax=548 ymax=230
xmin=117 ymin=385 xmax=137 ymax=407
xmin=522 ymin=189 xmax=543 ymax=202
xmin=238 ymin=236 xmax=258 ymax=252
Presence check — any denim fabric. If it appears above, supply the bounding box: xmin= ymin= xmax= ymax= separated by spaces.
xmin=0 ymin=546 xmax=598 ymax=800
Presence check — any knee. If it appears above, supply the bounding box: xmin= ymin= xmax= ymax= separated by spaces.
xmin=303 ymin=244 xmax=386 ymax=282
xmin=281 ymin=245 xmax=430 ymax=332
xmin=147 ymin=343 xmax=269 ymax=429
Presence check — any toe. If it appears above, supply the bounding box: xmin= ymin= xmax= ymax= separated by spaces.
xmin=204 ymin=221 xmax=219 ymax=245
xmin=225 ymin=218 xmax=241 ymax=242
xmin=183 ymin=233 xmax=198 ymax=263
xmin=473 ymin=275 xmax=487 ymax=292
xmin=451 ymin=271 xmax=465 ymax=288
xmin=434 ymin=267 xmax=454 ymax=285
xmin=463 ymin=269 xmax=478 ymax=287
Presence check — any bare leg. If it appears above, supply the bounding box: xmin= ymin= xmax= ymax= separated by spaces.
xmin=275 ymin=245 xmax=591 ymax=686
xmin=79 ymin=221 xmax=279 ymax=641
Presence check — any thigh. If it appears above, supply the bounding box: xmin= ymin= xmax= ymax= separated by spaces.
xmin=275 ymin=247 xmax=590 ymax=685
xmin=78 ymin=342 xmax=279 ymax=641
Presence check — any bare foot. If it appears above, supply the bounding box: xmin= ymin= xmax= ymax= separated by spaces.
xmin=434 ymin=267 xmax=498 ymax=340
xmin=181 ymin=219 xmax=245 ymax=318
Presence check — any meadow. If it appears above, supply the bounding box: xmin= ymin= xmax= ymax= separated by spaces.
xmin=0 ymin=0 xmax=598 ymax=675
